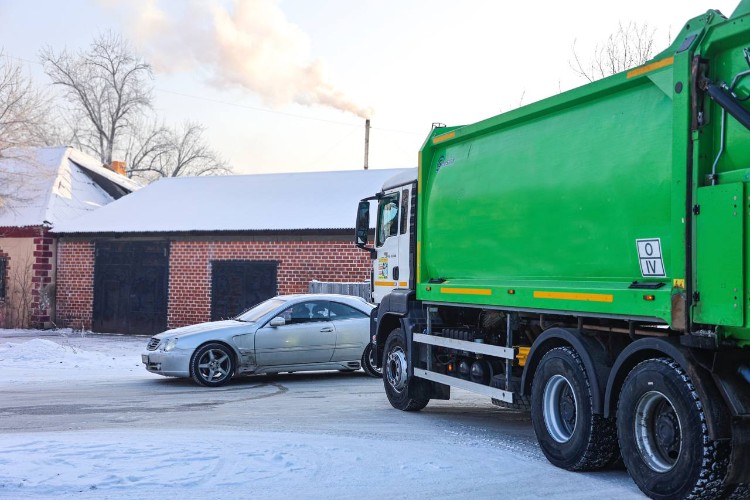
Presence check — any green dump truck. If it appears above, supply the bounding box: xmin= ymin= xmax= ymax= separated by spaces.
xmin=356 ymin=2 xmax=750 ymax=498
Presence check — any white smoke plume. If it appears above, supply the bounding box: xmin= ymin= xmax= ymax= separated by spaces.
xmin=121 ymin=0 xmax=372 ymax=118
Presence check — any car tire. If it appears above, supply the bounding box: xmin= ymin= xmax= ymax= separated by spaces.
xmin=616 ymin=358 xmax=730 ymax=499
xmin=383 ymin=328 xmax=429 ymax=411
xmin=531 ymin=346 xmax=619 ymax=471
xmin=361 ymin=343 xmax=382 ymax=378
xmin=190 ymin=343 xmax=235 ymax=387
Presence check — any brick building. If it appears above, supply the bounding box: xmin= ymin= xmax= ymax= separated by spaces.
xmin=0 ymin=147 xmax=139 ymax=328
xmin=53 ymin=168 xmax=410 ymax=335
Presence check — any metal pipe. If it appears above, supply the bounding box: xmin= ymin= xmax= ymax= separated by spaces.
xmin=505 ymin=313 xmax=513 ymax=391
xmin=709 ymin=66 xmax=750 ymax=184
xmin=710 ymin=108 xmax=726 ymax=186
xmin=583 ymin=324 xmax=669 ymax=337
xmin=426 ymin=305 xmax=433 ymax=371
xmin=704 ymin=80 xmax=750 ymax=131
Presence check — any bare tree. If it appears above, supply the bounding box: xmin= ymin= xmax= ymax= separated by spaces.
xmin=0 ymin=53 xmax=60 ymax=211
xmin=571 ymin=22 xmax=657 ymax=82
xmin=2 ymin=254 xmax=33 ymax=328
xmin=126 ymin=121 xmax=231 ymax=182
xmin=40 ymin=32 xmax=153 ymax=166
xmin=0 ymin=53 xmax=54 ymax=152
xmin=121 ymin=117 xmax=171 ymax=177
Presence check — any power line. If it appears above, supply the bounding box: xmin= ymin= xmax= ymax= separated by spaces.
xmin=310 ymin=126 xmax=361 ymax=169
xmin=2 ymin=54 xmax=40 ymax=66
xmin=155 ymin=88 xmax=424 ymax=135
xmin=156 ymin=87 xmax=362 ymax=128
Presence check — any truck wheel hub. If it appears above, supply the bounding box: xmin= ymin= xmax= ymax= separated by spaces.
xmin=543 ymin=374 xmax=578 ymax=444
xmin=386 ymin=347 xmax=408 ymax=393
xmin=635 ymin=391 xmax=682 ymax=472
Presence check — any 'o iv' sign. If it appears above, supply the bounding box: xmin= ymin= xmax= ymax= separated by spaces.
xmin=636 ymin=238 xmax=666 ymax=277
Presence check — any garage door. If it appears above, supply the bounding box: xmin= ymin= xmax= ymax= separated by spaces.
xmin=92 ymin=241 xmax=169 ymax=335
xmin=211 ymin=260 xmax=278 ymax=321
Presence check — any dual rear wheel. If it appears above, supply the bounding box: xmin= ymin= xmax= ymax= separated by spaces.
xmin=532 ymin=350 xmax=734 ymax=499
xmin=616 ymin=358 xmax=731 ymax=499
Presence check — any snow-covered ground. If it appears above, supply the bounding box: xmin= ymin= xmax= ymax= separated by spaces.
xmin=0 ymin=329 xmax=644 ymax=499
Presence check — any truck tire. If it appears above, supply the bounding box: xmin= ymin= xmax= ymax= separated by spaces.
xmin=723 ymin=484 xmax=750 ymax=500
xmin=383 ymin=328 xmax=429 ymax=411
xmin=616 ymin=358 xmax=730 ymax=500
xmin=531 ymin=346 xmax=619 ymax=471
xmin=361 ymin=343 xmax=382 ymax=378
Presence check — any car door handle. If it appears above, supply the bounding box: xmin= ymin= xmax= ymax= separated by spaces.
xmin=320 ymin=326 xmax=334 ymax=332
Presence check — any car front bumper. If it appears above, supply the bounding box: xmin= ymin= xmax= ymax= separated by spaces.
xmin=141 ymin=349 xmax=191 ymax=377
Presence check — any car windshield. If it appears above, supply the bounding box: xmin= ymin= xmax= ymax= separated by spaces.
xmin=235 ymin=298 xmax=286 ymax=323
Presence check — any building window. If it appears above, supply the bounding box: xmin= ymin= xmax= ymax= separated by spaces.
xmin=0 ymin=257 xmax=6 ymax=299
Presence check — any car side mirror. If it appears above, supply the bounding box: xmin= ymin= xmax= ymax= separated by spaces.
xmin=269 ymin=316 xmax=286 ymax=327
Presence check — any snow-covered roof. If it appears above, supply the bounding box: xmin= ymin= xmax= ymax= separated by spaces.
xmin=53 ymin=168 xmax=414 ymax=234
xmin=0 ymin=147 xmax=140 ymax=229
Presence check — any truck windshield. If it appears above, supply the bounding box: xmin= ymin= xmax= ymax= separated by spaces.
xmin=376 ymin=193 xmax=399 ymax=246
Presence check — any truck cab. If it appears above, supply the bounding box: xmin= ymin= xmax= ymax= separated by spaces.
xmin=356 ymin=168 xmax=416 ymax=303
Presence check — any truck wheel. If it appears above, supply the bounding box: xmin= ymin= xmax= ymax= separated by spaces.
xmin=383 ymin=328 xmax=429 ymax=411
xmin=723 ymin=484 xmax=750 ymax=500
xmin=361 ymin=343 xmax=382 ymax=378
xmin=616 ymin=358 xmax=730 ymax=500
xmin=531 ymin=346 xmax=619 ymax=471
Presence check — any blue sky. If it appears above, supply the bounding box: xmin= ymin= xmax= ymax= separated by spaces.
xmin=0 ymin=0 xmax=740 ymax=174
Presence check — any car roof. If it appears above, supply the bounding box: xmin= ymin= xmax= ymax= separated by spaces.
xmin=275 ymin=293 xmax=374 ymax=311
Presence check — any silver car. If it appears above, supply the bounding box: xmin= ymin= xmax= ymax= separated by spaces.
xmin=142 ymin=294 xmax=380 ymax=387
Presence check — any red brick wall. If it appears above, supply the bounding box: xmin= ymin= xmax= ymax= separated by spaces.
xmin=168 ymin=239 xmax=371 ymax=328
xmin=55 ymin=240 xmax=95 ymax=330
xmin=30 ymin=234 xmax=55 ymax=327
xmin=0 ymin=247 xmax=8 ymax=327
xmin=56 ymin=237 xmax=372 ymax=331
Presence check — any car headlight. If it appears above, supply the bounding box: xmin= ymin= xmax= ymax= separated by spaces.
xmin=162 ymin=338 xmax=178 ymax=352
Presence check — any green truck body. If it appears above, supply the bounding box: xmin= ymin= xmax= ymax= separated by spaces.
xmin=357 ymin=2 xmax=750 ymax=499
xmin=416 ymin=7 xmax=750 ymax=341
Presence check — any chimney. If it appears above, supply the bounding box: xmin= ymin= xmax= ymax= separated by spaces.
xmin=109 ymin=160 xmax=127 ymax=176
xmin=364 ymin=119 xmax=370 ymax=170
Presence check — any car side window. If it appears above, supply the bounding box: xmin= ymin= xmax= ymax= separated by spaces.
xmin=279 ymin=301 xmax=330 ymax=324
xmin=328 ymin=301 xmax=369 ymax=320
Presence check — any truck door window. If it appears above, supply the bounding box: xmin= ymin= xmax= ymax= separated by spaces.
xmin=400 ymin=188 xmax=409 ymax=235
xmin=377 ymin=193 xmax=399 ymax=246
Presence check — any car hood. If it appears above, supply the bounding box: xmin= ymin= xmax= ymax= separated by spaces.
xmin=154 ymin=320 xmax=256 ymax=339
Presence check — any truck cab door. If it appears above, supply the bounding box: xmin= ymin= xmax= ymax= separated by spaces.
xmin=372 ymin=186 xmax=412 ymax=303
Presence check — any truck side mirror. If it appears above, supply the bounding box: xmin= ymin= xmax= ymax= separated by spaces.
xmin=355 ymin=200 xmax=370 ymax=246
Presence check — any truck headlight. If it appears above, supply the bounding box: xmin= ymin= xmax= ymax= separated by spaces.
xmin=163 ymin=338 xmax=178 ymax=352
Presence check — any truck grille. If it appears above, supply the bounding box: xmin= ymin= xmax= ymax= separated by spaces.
xmin=147 ymin=338 xmax=161 ymax=351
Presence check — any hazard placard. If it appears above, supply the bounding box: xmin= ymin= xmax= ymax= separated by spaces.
xmin=636 ymin=238 xmax=666 ymax=277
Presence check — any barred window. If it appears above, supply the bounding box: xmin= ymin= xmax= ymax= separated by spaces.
xmin=0 ymin=258 xmax=6 ymax=299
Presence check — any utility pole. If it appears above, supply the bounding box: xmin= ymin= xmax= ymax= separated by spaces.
xmin=364 ymin=119 xmax=370 ymax=170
